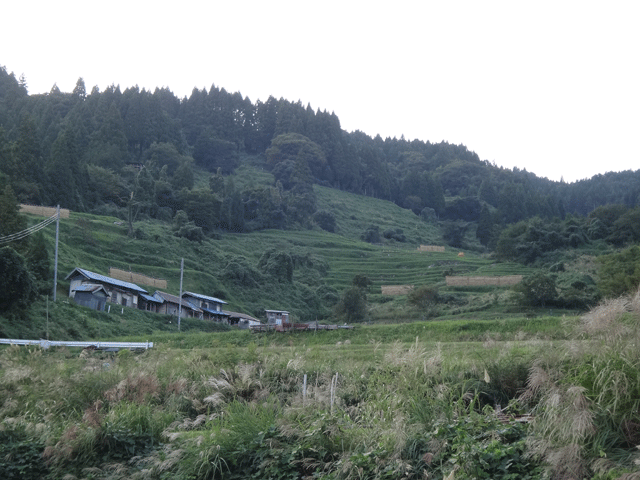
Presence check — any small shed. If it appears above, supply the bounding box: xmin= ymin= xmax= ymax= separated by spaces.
xmin=265 ymin=309 xmax=290 ymax=326
xmin=71 ymin=284 xmax=108 ymax=311
xmin=226 ymin=311 xmax=262 ymax=329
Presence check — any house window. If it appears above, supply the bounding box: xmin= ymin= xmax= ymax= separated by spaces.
xmin=121 ymin=297 xmax=128 ymax=306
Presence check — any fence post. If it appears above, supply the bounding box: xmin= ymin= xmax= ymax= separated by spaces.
xmin=303 ymin=374 xmax=307 ymax=405
xmin=330 ymin=373 xmax=338 ymax=413
xmin=53 ymin=205 xmax=60 ymax=302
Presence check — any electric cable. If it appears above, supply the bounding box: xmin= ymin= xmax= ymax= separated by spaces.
xmin=0 ymin=213 xmax=58 ymax=245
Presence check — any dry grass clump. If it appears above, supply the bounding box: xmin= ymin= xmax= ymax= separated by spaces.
xmin=203 ymin=362 xmax=266 ymax=406
xmin=521 ymin=365 xmax=595 ymax=479
xmin=384 ymin=337 xmax=427 ymax=367
xmin=578 ymin=288 xmax=640 ymax=339
xmin=522 ymin=287 xmax=640 ymax=478
xmin=103 ymin=372 xmax=160 ymax=404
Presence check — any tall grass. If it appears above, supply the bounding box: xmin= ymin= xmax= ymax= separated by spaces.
xmin=0 ymin=328 xmax=547 ymax=479
xmin=4 ymin=293 xmax=640 ymax=478
xmin=520 ymin=288 xmax=640 ymax=478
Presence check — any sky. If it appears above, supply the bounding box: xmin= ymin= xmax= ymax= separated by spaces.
xmin=2 ymin=0 xmax=639 ymax=183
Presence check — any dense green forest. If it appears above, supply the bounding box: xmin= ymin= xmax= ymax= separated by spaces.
xmin=2 ymin=65 xmax=639 ymax=241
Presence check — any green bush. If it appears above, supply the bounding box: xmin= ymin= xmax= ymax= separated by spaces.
xmin=416 ymin=409 xmax=542 ymax=479
xmin=0 ymin=426 xmax=49 ymax=479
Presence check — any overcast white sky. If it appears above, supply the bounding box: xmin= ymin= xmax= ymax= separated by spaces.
xmin=2 ymin=1 xmax=639 ymax=183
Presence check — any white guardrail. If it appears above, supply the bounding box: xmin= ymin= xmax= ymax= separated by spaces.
xmin=0 ymin=339 xmax=153 ymax=350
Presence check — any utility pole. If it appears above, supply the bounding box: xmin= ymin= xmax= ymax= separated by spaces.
xmin=53 ymin=205 xmax=60 ymax=302
xmin=178 ymin=258 xmax=184 ymax=331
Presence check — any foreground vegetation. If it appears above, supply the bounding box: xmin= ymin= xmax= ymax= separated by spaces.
xmin=2 ymin=292 xmax=640 ymax=479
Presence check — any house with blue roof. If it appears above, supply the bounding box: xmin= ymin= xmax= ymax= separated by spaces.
xmin=66 ymin=267 xmax=148 ymax=310
xmin=181 ymin=291 xmax=230 ymax=322
xmin=153 ymin=291 xmax=203 ymax=318
xmin=65 ymin=268 xmax=257 ymax=326
xmin=139 ymin=292 xmax=164 ymax=313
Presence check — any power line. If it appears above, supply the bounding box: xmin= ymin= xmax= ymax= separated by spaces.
xmin=0 ymin=206 xmax=61 ymax=303
xmin=0 ymin=213 xmax=57 ymax=245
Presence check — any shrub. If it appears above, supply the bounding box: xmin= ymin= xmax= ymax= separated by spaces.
xmin=174 ymin=222 xmax=205 ymax=242
xmin=314 ymin=210 xmax=336 ymax=233
xmin=407 ymin=285 xmax=439 ymax=319
xmin=0 ymin=247 xmax=35 ymax=314
xmin=420 ymin=410 xmax=541 ymax=479
xmin=512 ymin=273 xmax=558 ymax=307
xmin=383 ymin=228 xmax=406 ymax=242
xmin=361 ymin=225 xmax=381 ymax=244
xmin=335 ymin=286 xmax=367 ymax=323
xmin=0 ymin=425 xmax=49 ymax=479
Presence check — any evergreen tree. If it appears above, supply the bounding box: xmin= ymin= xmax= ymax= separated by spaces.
xmin=476 ymin=205 xmax=496 ymax=247
xmin=0 ymin=185 xmax=27 ymax=240
xmin=26 ymin=232 xmax=51 ymax=292
xmin=171 ymin=160 xmax=195 ymax=191
xmin=72 ymin=77 xmax=86 ymax=100
xmin=0 ymin=247 xmax=35 ymax=314
xmin=0 ymin=127 xmax=17 ymax=179
xmin=335 ymin=285 xmax=367 ymax=323
xmin=46 ymin=128 xmax=83 ymax=209
xmin=13 ymin=115 xmax=45 ymax=203
xmin=88 ymin=103 xmax=129 ymax=169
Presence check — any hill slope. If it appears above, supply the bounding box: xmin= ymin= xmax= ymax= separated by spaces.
xmin=22 ymin=181 xmax=545 ymax=330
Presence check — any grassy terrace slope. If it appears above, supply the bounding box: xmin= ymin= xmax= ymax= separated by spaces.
xmin=245 ymin=230 xmax=532 ymax=295
xmin=29 ymin=179 xmax=541 ymax=324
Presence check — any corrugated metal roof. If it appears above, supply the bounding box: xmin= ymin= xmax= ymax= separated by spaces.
xmin=183 ymin=291 xmax=227 ymax=304
xmin=73 ymin=284 xmax=108 ymax=294
xmin=202 ymin=307 xmax=229 ymax=316
xmin=154 ymin=291 xmax=203 ymax=312
xmin=139 ymin=293 xmax=162 ymax=303
xmin=224 ymin=310 xmax=262 ymax=323
xmin=66 ymin=268 xmax=148 ymax=293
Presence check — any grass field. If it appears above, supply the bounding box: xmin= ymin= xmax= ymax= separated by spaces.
xmin=2 ymin=301 xmax=640 ymax=479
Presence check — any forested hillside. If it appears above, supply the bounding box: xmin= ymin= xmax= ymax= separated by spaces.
xmin=2 ymin=65 xmax=639 ymax=245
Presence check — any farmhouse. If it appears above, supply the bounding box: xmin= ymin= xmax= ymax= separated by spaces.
xmin=153 ymin=291 xmax=202 ymax=318
xmin=182 ymin=291 xmax=229 ymax=322
xmin=66 ymin=267 xmax=148 ymax=310
xmin=65 ymin=268 xmax=259 ymax=326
